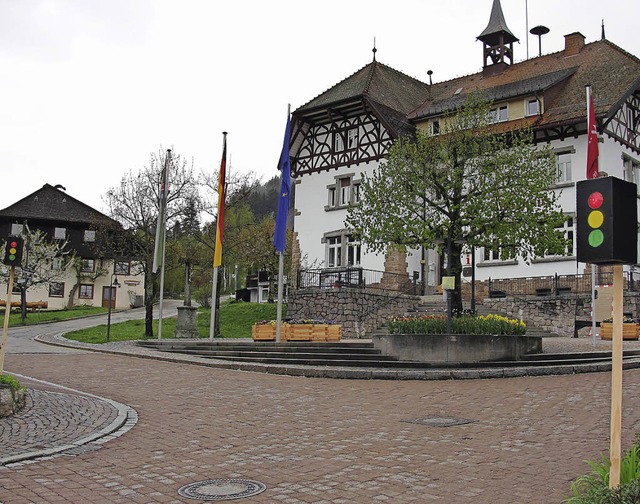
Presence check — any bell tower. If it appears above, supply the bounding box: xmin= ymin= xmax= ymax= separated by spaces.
xmin=477 ymin=0 xmax=519 ymax=75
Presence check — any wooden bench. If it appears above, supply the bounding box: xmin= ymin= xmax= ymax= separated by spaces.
xmin=0 ymin=300 xmax=48 ymax=311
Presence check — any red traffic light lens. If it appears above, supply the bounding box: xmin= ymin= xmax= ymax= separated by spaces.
xmin=588 ymin=191 xmax=603 ymax=209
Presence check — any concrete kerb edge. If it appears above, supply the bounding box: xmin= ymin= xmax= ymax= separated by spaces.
xmin=1 ymin=372 xmax=135 ymax=466
xmin=32 ymin=333 xmax=640 ymax=381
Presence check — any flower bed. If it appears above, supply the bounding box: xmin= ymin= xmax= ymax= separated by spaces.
xmin=387 ymin=314 xmax=527 ymax=336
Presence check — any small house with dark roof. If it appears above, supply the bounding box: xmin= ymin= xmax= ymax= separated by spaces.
xmin=0 ymin=184 xmax=144 ymax=310
xmin=289 ymin=0 xmax=640 ymax=295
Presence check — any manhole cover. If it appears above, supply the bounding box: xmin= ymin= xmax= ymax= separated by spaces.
xmin=178 ymin=479 xmax=267 ymax=501
xmin=401 ymin=416 xmax=477 ymax=427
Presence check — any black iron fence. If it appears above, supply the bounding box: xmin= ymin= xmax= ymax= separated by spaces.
xmin=297 ymin=267 xmax=422 ymax=295
xmin=488 ymin=271 xmax=640 ymax=298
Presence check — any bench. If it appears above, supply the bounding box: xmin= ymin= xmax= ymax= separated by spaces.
xmin=0 ymin=300 xmax=48 ymax=312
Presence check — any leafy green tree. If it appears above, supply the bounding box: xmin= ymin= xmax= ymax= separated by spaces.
xmin=346 ymin=93 xmax=567 ymax=314
xmin=104 ymin=147 xmax=200 ymax=337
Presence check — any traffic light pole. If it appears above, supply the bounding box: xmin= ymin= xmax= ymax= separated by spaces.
xmin=0 ymin=265 xmax=15 ymax=374
xmin=609 ymin=264 xmax=624 ymax=489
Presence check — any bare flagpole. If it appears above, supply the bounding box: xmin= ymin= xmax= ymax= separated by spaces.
xmin=154 ymin=149 xmax=171 ymax=339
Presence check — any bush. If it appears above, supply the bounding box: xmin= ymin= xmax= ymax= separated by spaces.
xmin=566 ymin=437 xmax=640 ymax=503
xmin=387 ymin=313 xmax=526 ymax=335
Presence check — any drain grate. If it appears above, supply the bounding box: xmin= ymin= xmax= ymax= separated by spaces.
xmin=401 ymin=416 xmax=477 ymax=427
xmin=178 ymin=479 xmax=267 ymax=501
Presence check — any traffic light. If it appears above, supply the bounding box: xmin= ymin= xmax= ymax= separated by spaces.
xmin=3 ymin=237 xmax=24 ymax=266
xmin=576 ymin=176 xmax=637 ymax=264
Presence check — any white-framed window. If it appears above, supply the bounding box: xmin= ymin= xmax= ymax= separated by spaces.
xmin=488 ymin=105 xmax=508 ymax=123
xmin=79 ymin=284 xmax=94 ymax=299
xmin=84 ymin=230 xmax=96 ymax=242
xmin=347 ymin=128 xmax=358 ymax=150
xmin=81 ymin=258 xmax=95 ymax=272
xmin=328 ymin=187 xmax=336 ymax=207
xmin=327 ymin=237 xmax=342 ymax=267
xmin=483 ymin=246 xmax=502 ymax=262
xmin=525 ymin=98 xmax=540 ymax=116
xmin=54 ymin=227 xmax=66 ymax=240
xmin=340 ymin=178 xmax=351 ymax=206
xmin=326 ymin=175 xmax=361 ymax=210
xmin=334 ymin=127 xmax=358 ymax=152
xmin=52 ymin=257 xmax=64 ymax=271
xmin=623 ymin=155 xmax=640 ymax=192
xmin=10 ymin=223 xmax=23 ymax=236
xmin=346 ymin=235 xmax=361 ymax=266
xmin=431 ymin=120 xmax=440 ymax=136
xmin=556 ymin=151 xmax=573 ymax=183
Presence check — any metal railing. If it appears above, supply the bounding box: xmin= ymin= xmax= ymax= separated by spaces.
xmin=297 ymin=267 xmax=422 ymax=295
xmin=488 ymin=271 xmax=640 ymax=298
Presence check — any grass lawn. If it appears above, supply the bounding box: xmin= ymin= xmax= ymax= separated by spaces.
xmin=64 ymin=300 xmax=285 ymax=344
xmin=2 ymin=305 xmax=109 ymax=326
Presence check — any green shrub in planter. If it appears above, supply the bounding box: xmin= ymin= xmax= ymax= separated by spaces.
xmin=387 ymin=314 xmax=526 ymax=335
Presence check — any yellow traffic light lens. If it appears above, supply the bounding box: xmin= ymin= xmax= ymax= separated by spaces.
xmin=588 ymin=210 xmax=604 ymax=229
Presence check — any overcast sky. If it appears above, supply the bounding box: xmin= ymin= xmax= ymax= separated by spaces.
xmin=1 ymin=0 xmax=638 ymax=222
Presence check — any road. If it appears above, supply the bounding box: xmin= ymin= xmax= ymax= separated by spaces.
xmin=1 ymin=302 xmax=640 ymax=503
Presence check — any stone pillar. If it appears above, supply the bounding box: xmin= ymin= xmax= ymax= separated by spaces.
xmin=174 ymin=306 xmax=199 ymax=339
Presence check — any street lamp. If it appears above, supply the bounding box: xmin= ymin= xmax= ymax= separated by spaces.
xmin=106 ymin=273 xmax=121 ymax=341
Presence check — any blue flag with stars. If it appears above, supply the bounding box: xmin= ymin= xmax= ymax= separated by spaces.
xmin=273 ymin=112 xmax=291 ymax=253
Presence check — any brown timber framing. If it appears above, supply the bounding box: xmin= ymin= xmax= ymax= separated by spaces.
xmin=603 ymin=88 xmax=640 ymax=154
xmin=291 ymin=98 xmax=394 ymax=177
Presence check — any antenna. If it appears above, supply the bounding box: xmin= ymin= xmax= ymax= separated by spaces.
xmin=427 ymin=70 xmax=433 ymax=86
xmin=372 ymin=37 xmax=377 ymax=61
xmin=530 ymin=25 xmax=550 ymax=57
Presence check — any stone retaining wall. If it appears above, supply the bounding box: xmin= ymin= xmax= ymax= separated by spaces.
xmin=287 ymin=288 xmax=420 ymax=338
xmin=483 ymin=292 xmax=640 ymax=338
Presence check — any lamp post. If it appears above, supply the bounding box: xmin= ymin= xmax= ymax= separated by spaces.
xmin=106 ymin=273 xmax=121 ymax=341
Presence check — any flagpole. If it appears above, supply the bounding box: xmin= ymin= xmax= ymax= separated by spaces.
xmin=586 ymin=85 xmax=598 ymax=346
xmin=210 ymin=132 xmax=227 ymax=340
xmin=153 ymin=149 xmax=171 ymax=339
xmin=275 ymin=104 xmax=291 ymax=343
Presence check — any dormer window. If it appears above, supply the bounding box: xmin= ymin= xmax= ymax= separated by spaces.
xmin=526 ymin=98 xmax=540 ymax=116
xmin=488 ymin=105 xmax=508 ymax=124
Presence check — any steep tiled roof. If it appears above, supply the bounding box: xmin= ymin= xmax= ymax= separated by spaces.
xmin=296 ymin=60 xmax=431 ymax=116
xmin=0 ymin=184 xmax=115 ymax=226
xmin=411 ymin=39 xmax=640 ymax=128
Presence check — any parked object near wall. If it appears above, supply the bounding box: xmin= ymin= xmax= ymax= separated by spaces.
xmin=599 ymin=322 xmax=639 ymax=341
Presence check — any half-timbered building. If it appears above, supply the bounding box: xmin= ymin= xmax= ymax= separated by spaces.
xmin=0 ymin=184 xmax=144 ymax=310
xmin=290 ymin=0 xmax=640 ymax=293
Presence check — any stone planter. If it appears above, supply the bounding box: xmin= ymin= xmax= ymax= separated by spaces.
xmin=0 ymin=384 xmax=26 ymax=418
xmin=372 ymin=333 xmax=542 ymax=363
xmin=599 ymin=323 xmax=639 ymax=340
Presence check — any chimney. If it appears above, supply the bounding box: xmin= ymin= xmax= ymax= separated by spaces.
xmin=564 ymin=32 xmax=585 ymax=56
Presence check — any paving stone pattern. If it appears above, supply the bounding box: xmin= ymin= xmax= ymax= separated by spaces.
xmin=2 ymin=350 xmax=640 ymax=503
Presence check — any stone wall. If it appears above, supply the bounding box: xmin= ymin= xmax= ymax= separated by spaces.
xmin=483 ymin=292 xmax=640 ymax=338
xmin=287 ymin=288 xmax=420 ymax=338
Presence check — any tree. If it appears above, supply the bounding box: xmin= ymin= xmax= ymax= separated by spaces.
xmin=0 ymin=225 xmax=72 ymax=322
xmin=104 ymin=148 xmax=200 ymax=338
xmin=346 ymin=93 xmax=568 ymax=314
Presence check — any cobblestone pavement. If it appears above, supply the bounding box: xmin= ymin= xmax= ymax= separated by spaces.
xmin=2 ymin=340 xmax=640 ymax=504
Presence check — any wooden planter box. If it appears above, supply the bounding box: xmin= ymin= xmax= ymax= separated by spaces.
xmin=599 ymin=323 xmax=639 ymax=340
xmin=326 ymin=324 xmax=342 ymax=341
xmin=252 ymin=324 xmax=276 ymax=341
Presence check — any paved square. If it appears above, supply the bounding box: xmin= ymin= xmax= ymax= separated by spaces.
xmin=2 ymin=352 xmax=640 ymax=503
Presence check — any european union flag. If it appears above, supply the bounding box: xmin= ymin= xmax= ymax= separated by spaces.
xmin=273 ymin=112 xmax=291 ymax=253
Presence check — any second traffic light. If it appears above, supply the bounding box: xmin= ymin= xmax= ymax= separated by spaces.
xmin=3 ymin=237 xmax=24 ymax=266
xmin=576 ymin=176 xmax=637 ymax=264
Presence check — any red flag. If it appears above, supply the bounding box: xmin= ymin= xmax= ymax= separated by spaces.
xmin=587 ymin=87 xmax=599 ymax=179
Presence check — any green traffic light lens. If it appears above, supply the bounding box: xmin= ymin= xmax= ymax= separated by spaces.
xmin=588 ymin=229 xmax=604 ymax=247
